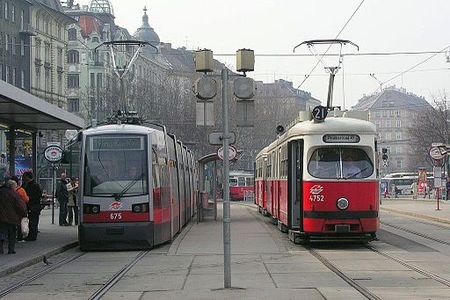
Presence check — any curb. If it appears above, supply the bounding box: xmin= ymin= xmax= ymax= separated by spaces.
xmin=0 ymin=241 xmax=78 ymax=278
xmin=381 ymin=207 xmax=450 ymax=225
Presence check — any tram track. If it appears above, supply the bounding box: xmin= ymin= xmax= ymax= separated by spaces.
xmin=381 ymin=221 xmax=450 ymax=247
xmin=0 ymin=252 xmax=85 ymax=298
xmin=88 ymin=250 xmax=149 ymax=300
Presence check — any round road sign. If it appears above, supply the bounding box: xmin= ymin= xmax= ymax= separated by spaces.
xmin=217 ymin=145 xmax=237 ymax=161
xmin=429 ymin=147 xmax=445 ymax=160
xmin=44 ymin=145 xmax=63 ymax=163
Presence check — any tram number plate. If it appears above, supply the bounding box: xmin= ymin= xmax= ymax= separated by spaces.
xmin=110 ymin=213 xmax=122 ymax=220
xmin=335 ymin=225 xmax=350 ymax=233
xmin=309 ymin=195 xmax=324 ymax=202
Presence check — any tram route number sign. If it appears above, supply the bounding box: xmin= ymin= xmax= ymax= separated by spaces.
xmin=429 ymin=146 xmax=445 ymax=160
xmin=312 ymin=105 xmax=328 ymax=122
xmin=44 ymin=145 xmax=63 ymax=163
xmin=217 ymin=145 xmax=237 ymax=161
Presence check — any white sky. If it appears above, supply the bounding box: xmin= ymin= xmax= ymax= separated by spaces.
xmin=79 ymin=0 xmax=450 ymax=108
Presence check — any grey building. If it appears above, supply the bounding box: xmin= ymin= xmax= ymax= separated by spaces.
xmin=352 ymin=87 xmax=432 ymax=174
xmin=0 ymin=0 xmax=33 ymax=91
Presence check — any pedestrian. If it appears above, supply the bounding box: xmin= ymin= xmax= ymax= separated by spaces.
xmin=22 ymin=171 xmax=43 ymax=241
xmin=56 ymin=173 xmax=69 ymax=226
xmin=411 ymin=181 xmax=418 ymax=200
xmin=383 ymin=185 xmax=390 ymax=198
xmin=0 ymin=180 xmax=27 ymax=254
xmin=67 ymin=177 xmax=79 ymax=226
xmin=11 ymin=176 xmax=29 ymax=241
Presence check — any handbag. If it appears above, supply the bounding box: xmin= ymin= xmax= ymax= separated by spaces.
xmin=21 ymin=217 xmax=29 ymax=238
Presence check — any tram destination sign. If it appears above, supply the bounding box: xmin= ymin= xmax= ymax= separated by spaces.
xmin=323 ymin=134 xmax=360 ymax=143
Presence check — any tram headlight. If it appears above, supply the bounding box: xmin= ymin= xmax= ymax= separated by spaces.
xmin=132 ymin=204 xmax=141 ymax=213
xmin=91 ymin=205 xmax=100 ymax=214
xmin=336 ymin=198 xmax=349 ymax=210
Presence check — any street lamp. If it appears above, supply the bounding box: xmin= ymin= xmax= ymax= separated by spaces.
xmin=194 ymin=48 xmax=255 ymax=289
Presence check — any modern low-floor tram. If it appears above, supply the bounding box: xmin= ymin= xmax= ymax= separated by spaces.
xmin=71 ymin=123 xmax=197 ymax=250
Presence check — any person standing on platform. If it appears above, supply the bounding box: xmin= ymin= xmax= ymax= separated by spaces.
xmin=67 ymin=177 xmax=79 ymax=226
xmin=0 ymin=180 xmax=27 ymax=254
xmin=411 ymin=181 xmax=418 ymax=200
xmin=56 ymin=173 xmax=69 ymax=226
xmin=11 ymin=176 xmax=29 ymax=241
xmin=22 ymin=171 xmax=43 ymax=241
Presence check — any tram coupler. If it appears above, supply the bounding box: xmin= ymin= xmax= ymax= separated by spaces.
xmin=288 ymin=229 xmax=308 ymax=245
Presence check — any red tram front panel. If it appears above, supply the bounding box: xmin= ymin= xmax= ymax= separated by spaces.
xmin=302 ymin=181 xmax=379 ymax=233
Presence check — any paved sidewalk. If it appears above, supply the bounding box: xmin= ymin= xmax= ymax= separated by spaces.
xmin=0 ymin=208 xmax=78 ymax=277
xmin=381 ymin=197 xmax=450 ymax=224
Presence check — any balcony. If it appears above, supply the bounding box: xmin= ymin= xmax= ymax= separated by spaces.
xmin=44 ymin=62 xmax=51 ymax=69
xmin=34 ymin=59 xmax=42 ymax=66
xmin=19 ymin=24 xmax=36 ymax=37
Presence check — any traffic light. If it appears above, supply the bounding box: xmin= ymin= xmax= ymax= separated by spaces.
xmin=381 ymin=148 xmax=388 ymax=161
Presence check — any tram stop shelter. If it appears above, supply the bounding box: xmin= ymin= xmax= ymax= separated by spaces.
xmin=198 ymin=153 xmax=221 ymax=222
xmin=0 ymin=81 xmax=84 ymax=176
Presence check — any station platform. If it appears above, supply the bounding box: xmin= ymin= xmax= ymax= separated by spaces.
xmin=1 ymin=198 xmax=450 ymax=298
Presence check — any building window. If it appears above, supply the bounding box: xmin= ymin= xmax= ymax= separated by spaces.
xmin=396 ymin=145 xmax=402 ymax=154
xmin=35 ymin=15 xmax=39 ymax=30
xmin=68 ymin=74 xmax=79 ymax=88
xmin=11 ymin=4 xmax=14 ymax=22
xmin=90 ymin=72 xmax=95 ymax=88
xmin=12 ymin=68 xmax=16 ymax=85
xmin=382 ymin=110 xmax=387 ymax=117
xmin=6 ymin=65 xmax=10 ymax=83
xmin=35 ymin=67 xmax=41 ymax=89
xmin=44 ymin=43 xmax=50 ymax=63
xmin=20 ymin=39 xmax=24 ymax=56
xmin=35 ymin=39 xmax=41 ymax=60
xmin=68 ymin=98 xmax=79 ymax=112
xmin=386 ymin=132 xmax=391 ymax=141
xmin=396 ymin=132 xmax=402 ymax=140
xmin=57 ymin=48 xmax=63 ymax=66
xmin=4 ymin=2 xmax=8 ymax=20
xmin=396 ymin=160 xmax=402 ymax=168
xmin=44 ymin=69 xmax=50 ymax=91
xmin=0 ymin=64 xmax=3 ymax=81
xmin=20 ymin=10 xmax=24 ymax=31
xmin=67 ymin=50 xmax=79 ymax=64
xmin=386 ymin=120 xmax=391 ymax=128
xmin=396 ymin=120 xmax=401 ymax=127
xmin=21 ymin=70 xmax=25 ymax=89
xmin=12 ymin=36 xmax=16 ymax=55
xmin=68 ymin=28 xmax=77 ymax=41
xmin=5 ymin=34 xmax=8 ymax=51
xmin=45 ymin=20 xmax=49 ymax=34
xmin=395 ymin=110 xmax=400 ymax=117
xmin=58 ymin=73 xmax=62 ymax=95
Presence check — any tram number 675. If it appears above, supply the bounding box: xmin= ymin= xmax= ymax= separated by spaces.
xmin=110 ymin=213 xmax=122 ymax=220
xmin=309 ymin=195 xmax=324 ymax=202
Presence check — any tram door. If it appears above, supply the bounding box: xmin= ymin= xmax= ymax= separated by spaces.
xmin=288 ymin=140 xmax=303 ymax=230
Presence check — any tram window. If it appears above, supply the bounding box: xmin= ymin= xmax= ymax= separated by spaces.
xmin=229 ymin=178 xmax=238 ymax=186
xmin=246 ymin=177 xmax=254 ymax=186
xmin=308 ymin=148 xmax=373 ymax=179
xmin=238 ymin=177 xmax=245 ymax=186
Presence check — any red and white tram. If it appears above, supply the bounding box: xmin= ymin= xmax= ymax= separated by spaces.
xmin=255 ymin=111 xmax=379 ymax=243
xmin=71 ymin=121 xmax=197 ymax=250
xmin=229 ymin=171 xmax=254 ymax=201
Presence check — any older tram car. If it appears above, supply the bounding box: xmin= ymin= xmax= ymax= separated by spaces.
xmin=255 ymin=110 xmax=379 ymax=242
xmin=74 ymin=123 xmax=196 ymax=250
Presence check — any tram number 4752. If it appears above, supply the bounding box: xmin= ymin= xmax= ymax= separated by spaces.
xmin=309 ymin=195 xmax=324 ymax=202
xmin=110 ymin=213 xmax=122 ymax=220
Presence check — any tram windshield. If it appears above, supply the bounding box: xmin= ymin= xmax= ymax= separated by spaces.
xmin=308 ymin=147 xmax=373 ymax=179
xmin=84 ymin=135 xmax=148 ymax=197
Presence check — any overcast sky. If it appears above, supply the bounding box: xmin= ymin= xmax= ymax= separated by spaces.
xmin=79 ymin=0 xmax=450 ymax=108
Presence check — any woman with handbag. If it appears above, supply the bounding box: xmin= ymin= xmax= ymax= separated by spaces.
xmin=11 ymin=176 xmax=29 ymax=241
xmin=0 ymin=180 xmax=27 ymax=254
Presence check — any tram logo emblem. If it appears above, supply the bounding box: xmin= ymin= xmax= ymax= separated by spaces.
xmin=310 ymin=185 xmax=324 ymax=195
xmin=110 ymin=201 xmax=122 ymax=210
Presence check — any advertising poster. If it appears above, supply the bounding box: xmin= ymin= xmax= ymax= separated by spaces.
xmin=15 ymin=155 xmax=32 ymax=177
xmin=417 ymin=169 xmax=428 ymax=194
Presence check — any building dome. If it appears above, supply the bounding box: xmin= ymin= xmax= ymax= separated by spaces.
xmin=89 ymin=0 xmax=114 ymax=16
xmin=134 ymin=7 xmax=160 ymax=45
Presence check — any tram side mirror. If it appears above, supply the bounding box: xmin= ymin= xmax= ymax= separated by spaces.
xmin=276 ymin=125 xmax=285 ymax=135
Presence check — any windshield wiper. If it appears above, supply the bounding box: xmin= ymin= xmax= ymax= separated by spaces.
xmin=114 ymin=173 xmax=144 ymax=200
xmin=344 ymin=167 xmax=369 ymax=179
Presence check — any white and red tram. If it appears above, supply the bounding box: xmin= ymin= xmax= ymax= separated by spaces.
xmin=73 ymin=122 xmax=197 ymax=250
xmin=256 ymin=111 xmax=379 ymax=242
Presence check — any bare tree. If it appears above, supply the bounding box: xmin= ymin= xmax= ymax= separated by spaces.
xmin=408 ymin=91 xmax=450 ymax=169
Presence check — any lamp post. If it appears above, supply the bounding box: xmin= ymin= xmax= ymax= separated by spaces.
xmin=194 ymin=48 xmax=255 ymax=288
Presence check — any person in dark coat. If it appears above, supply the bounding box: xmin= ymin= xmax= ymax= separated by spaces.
xmin=22 ymin=171 xmax=43 ymax=241
xmin=56 ymin=173 xmax=69 ymax=226
xmin=0 ymin=180 xmax=27 ymax=254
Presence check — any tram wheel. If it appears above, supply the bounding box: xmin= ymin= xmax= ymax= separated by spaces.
xmin=271 ymin=217 xmax=278 ymax=225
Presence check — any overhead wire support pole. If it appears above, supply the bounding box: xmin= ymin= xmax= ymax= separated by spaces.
xmin=221 ymin=67 xmax=231 ymax=288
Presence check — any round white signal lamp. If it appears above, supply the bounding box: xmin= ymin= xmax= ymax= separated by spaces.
xmin=194 ymin=77 xmax=217 ymax=100
xmin=234 ymin=77 xmax=255 ymax=100
xmin=336 ymin=197 xmax=349 ymax=210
